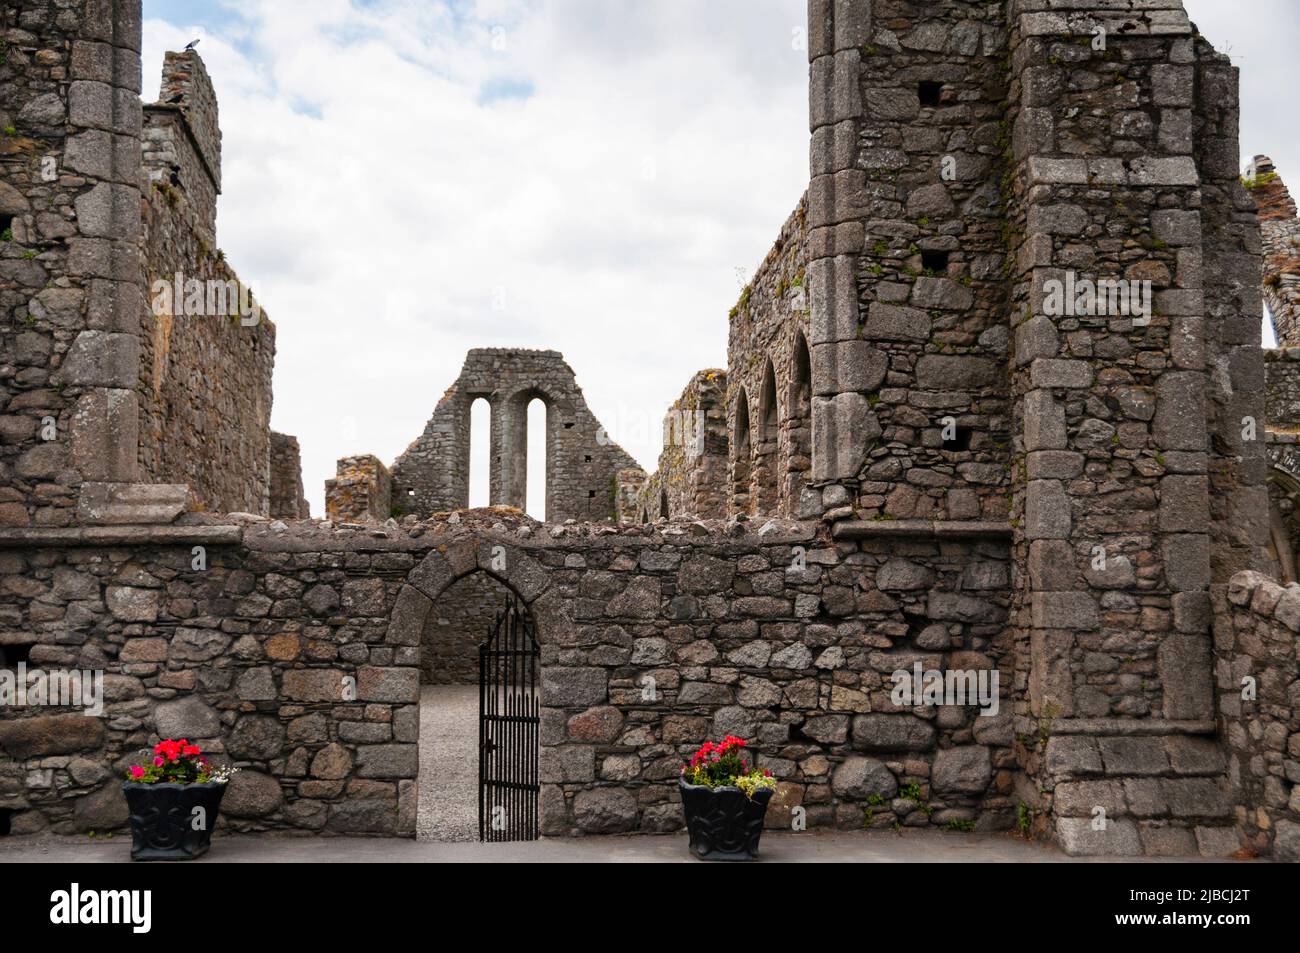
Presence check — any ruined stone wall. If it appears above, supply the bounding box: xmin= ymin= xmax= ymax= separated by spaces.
xmin=1217 ymin=571 xmax=1300 ymax=862
xmin=419 ymin=570 xmax=508 ymax=685
xmin=325 ymin=455 xmax=391 ymax=523
xmin=614 ymin=467 xmax=647 ymax=524
xmin=727 ymin=197 xmax=814 ymax=519
xmin=0 ymin=514 xmax=1029 ymax=842
xmin=269 ymin=432 xmax=309 ymax=520
xmin=0 ymin=0 xmax=147 ymax=527
xmin=148 ymin=50 xmax=219 ymax=242
xmin=636 ymin=369 xmax=728 ymax=522
xmin=1247 ymin=157 xmax=1300 ymax=346
xmin=805 ymin=0 xmax=1011 ymax=525
xmin=389 ymin=349 xmax=639 ymax=522
xmin=994 ymin=0 xmax=1260 ymax=856
xmin=136 ymin=51 xmax=275 ymax=516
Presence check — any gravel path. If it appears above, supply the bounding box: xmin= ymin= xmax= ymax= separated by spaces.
xmin=417 ymin=684 xmax=479 ymax=842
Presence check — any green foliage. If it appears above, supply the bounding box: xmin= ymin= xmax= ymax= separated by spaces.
xmin=2 ymin=125 xmax=16 ymax=136
xmin=945 ymin=819 xmax=976 ymax=833
xmin=1017 ymin=803 xmax=1034 ymax=838
xmin=1 ymin=228 xmax=12 ymax=242
xmin=1242 ymin=170 xmax=1278 ymax=191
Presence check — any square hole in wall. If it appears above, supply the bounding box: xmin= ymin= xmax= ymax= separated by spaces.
xmin=584 ymin=455 xmax=592 ymax=463
xmin=563 ymin=422 xmax=575 ymax=430
xmin=588 ymin=490 xmax=596 ymax=498
xmin=0 ymin=214 xmax=13 ymax=239
xmin=918 ymin=81 xmax=944 ymax=107
xmin=921 ymin=250 xmax=950 ymax=274
xmin=0 ymin=643 xmax=33 ymax=669
xmin=943 ymin=427 xmax=973 ymax=452
xmin=0 ymin=808 xmax=11 ymax=837
xmin=407 ymin=489 xmax=416 ymax=497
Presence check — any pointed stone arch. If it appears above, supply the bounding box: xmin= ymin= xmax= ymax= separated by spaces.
xmin=388 ymin=537 xmax=564 ymax=652
xmin=754 ymin=358 xmax=780 ymax=514
xmin=732 ymin=387 xmax=753 ymax=515
xmin=387 ymin=535 xmax=567 ymax=839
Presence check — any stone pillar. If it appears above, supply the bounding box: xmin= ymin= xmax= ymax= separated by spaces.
xmin=806 ymin=0 xmax=874 ymax=491
xmin=1006 ymin=0 xmax=1237 ymax=856
xmin=0 ymin=0 xmax=147 ymax=527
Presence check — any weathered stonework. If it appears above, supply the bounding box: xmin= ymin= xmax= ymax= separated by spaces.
xmin=385 ymin=349 xmax=639 ymax=522
xmin=0 ymin=0 xmax=1295 ymax=861
xmin=325 ymin=455 xmax=391 ymax=524
xmin=1218 ymin=571 xmax=1300 ymax=862
xmin=634 ymin=369 xmax=729 ymax=523
xmin=269 ymin=432 xmax=309 ymax=520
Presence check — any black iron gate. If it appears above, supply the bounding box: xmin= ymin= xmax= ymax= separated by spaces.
xmin=478 ymin=595 xmax=540 ymax=842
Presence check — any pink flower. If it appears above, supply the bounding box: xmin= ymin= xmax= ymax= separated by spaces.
xmin=153 ymin=757 xmax=164 ymax=767
xmin=129 ymin=765 xmax=144 ymax=780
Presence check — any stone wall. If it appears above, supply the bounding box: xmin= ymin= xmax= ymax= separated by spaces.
xmin=727 ymin=196 xmax=814 ymax=519
xmin=388 ymin=349 xmax=640 ymax=522
xmin=419 ymin=570 xmax=509 ymax=685
xmin=136 ymin=50 xmax=275 ymax=516
xmin=269 ymin=432 xmax=309 ymax=520
xmin=0 ymin=513 xmax=1029 ymax=841
xmin=0 ymin=0 xmax=147 ymax=527
xmin=325 ymin=455 xmax=391 ymax=523
xmin=808 ymin=2 xmax=1012 ymax=524
xmin=1217 ymin=571 xmax=1300 ymax=862
xmin=635 ymin=369 xmax=728 ymax=522
xmin=1248 ymin=156 xmax=1300 ymax=346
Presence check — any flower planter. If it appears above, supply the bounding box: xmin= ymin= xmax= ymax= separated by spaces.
xmin=679 ymin=777 xmax=774 ymax=861
xmin=123 ymin=782 xmax=227 ymax=861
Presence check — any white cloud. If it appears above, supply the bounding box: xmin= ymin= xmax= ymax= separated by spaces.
xmin=143 ymin=0 xmax=808 ymax=516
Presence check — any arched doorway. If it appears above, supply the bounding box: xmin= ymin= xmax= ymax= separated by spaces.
xmin=391 ymin=540 xmax=560 ymax=843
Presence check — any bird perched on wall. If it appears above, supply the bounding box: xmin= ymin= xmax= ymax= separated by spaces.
xmin=169 ymin=164 xmax=181 ymax=187
xmin=184 ymin=39 xmax=200 ymax=51
xmin=166 ymin=93 xmax=184 ymax=104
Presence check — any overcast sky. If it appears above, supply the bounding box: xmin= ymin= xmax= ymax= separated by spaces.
xmin=142 ymin=0 xmax=1298 ymax=518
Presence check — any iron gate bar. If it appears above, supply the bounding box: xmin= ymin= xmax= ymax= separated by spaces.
xmin=478 ymin=594 xmax=539 ymax=842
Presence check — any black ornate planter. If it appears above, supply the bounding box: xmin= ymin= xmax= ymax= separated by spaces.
xmin=679 ymin=778 xmax=773 ymax=861
xmin=123 ymin=782 xmax=226 ymax=861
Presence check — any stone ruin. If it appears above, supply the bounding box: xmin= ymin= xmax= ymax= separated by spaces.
xmin=327 ymin=348 xmax=640 ymax=524
xmin=1 ymin=0 xmax=1298 ymax=860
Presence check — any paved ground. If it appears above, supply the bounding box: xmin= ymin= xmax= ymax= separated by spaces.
xmin=0 ymin=828 xmax=1253 ymax=863
xmin=417 ymin=684 xmax=478 ymax=842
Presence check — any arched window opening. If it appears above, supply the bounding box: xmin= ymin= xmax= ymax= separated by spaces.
xmin=526 ymin=398 xmax=547 ymax=521
xmin=469 ymin=397 xmax=491 ymax=508
xmin=753 ymin=360 xmax=780 ymax=515
xmin=659 ymin=490 xmax=669 ymax=519
xmin=733 ymin=388 xmax=752 ymax=515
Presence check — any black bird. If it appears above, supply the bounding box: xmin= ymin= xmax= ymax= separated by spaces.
xmin=184 ymin=39 xmax=200 ymax=51
xmin=169 ymin=164 xmax=181 ymax=187
xmin=166 ymin=93 xmax=184 ymax=104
